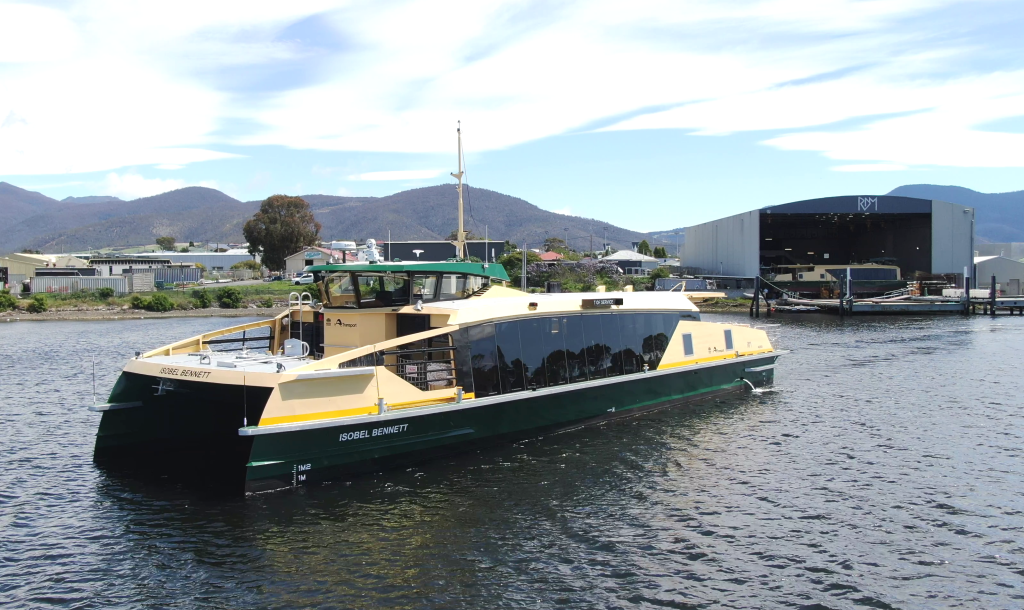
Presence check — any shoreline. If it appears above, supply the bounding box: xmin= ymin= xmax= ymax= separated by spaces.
xmin=4 ymin=301 xmax=752 ymax=321
xmin=1 ymin=307 xmax=286 ymax=322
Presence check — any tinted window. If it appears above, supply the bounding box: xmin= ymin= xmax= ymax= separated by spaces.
xmin=439 ymin=274 xmax=467 ymax=300
xmin=616 ymin=313 xmax=643 ymax=374
xmin=582 ymin=315 xmax=609 ymax=379
xmin=562 ymin=315 xmax=588 ymax=383
xmin=683 ymin=332 xmax=694 ymax=356
xmin=518 ymin=318 xmax=548 ymax=389
xmin=724 ymin=329 xmax=733 ymax=351
xmin=468 ymin=324 xmax=501 ymax=397
xmin=640 ymin=313 xmax=673 ymax=369
xmin=412 ymin=274 xmax=438 ymax=301
xmin=495 ymin=321 xmax=526 ymax=393
xmin=542 ymin=317 xmax=568 ymax=385
xmin=599 ymin=314 xmax=625 ymax=377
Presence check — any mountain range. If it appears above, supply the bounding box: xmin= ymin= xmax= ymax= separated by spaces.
xmin=0 ymin=181 xmax=1020 ymax=256
xmin=886 ymin=184 xmax=1024 ymax=243
xmin=0 ymin=182 xmax=653 ymax=255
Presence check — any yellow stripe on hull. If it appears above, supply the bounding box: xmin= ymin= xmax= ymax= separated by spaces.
xmin=658 ymin=348 xmax=774 ymax=371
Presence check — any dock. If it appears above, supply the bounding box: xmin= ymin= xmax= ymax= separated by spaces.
xmin=774 ymin=296 xmax=1024 ymax=315
xmin=749 ymin=274 xmax=1024 ymax=317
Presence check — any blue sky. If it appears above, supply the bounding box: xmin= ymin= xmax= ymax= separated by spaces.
xmin=1 ymin=0 xmax=1023 ymax=232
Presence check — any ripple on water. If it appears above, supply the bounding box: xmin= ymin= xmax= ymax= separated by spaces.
xmin=1 ymin=315 xmax=1024 ymax=608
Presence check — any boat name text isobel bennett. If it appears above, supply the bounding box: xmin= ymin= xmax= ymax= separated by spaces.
xmin=158 ymin=367 xmax=212 ymax=379
xmin=340 ymin=424 xmax=409 ymax=442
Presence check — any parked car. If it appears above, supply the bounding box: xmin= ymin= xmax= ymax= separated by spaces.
xmin=293 ymin=273 xmax=315 ymax=285
xmin=264 ymin=274 xmax=284 ymax=282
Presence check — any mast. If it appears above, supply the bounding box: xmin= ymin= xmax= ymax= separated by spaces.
xmin=450 ymin=122 xmax=466 ymax=260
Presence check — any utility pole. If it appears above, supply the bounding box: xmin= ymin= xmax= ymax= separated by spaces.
xmin=602 ymin=227 xmax=608 ymax=253
xmin=563 ymin=227 xmax=569 ymax=252
xmin=521 ymin=240 xmax=527 ymax=291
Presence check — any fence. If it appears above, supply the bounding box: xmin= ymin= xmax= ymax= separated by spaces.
xmin=153 ymin=267 xmax=203 ymax=284
xmin=31 ymin=276 xmax=128 ymax=295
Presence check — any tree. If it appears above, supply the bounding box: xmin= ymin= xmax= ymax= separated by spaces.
xmin=216 ymin=287 xmax=243 ymax=309
xmin=155 ymin=236 xmax=177 ymax=251
xmin=26 ymin=294 xmax=48 ymax=313
xmin=445 ymin=229 xmax=479 ymax=240
xmin=497 ymin=251 xmax=543 ymax=284
xmin=653 ymin=246 xmax=668 ymax=258
xmin=231 ymin=260 xmax=263 ymax=271
xmin=188 ymin=240 xmax=195 ymax=247
xmin=243 ymin=195 xmax=322 ymax=271
xmin=191 ymin=289 xmax=212 ymax=308
xmin=543 ymin=237 xmax=566 ymax=252
xmin=144 ymin=293 xmax=175 ymax=312
xmin=179 ymin=246 xmax=190 ymax=253
xmin=637 ymin=239 xmax=653 ymax=256
xmin=650 ymin=267 xmax=671 ymax=280
xmin=0 ymin=290 xmax=16 ymax=312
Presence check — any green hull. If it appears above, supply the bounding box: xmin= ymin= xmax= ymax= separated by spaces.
xmin=95 ymin=355 xmax=777 ymax=494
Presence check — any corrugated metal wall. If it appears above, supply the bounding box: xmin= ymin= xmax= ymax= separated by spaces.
xmin=31 ymin=276 xmax=128 ymax=295
xmin=152 ymin=267 xmax=203 ymax=283
xmin=682 ymin=211 xmax=760 ymax=276
xmin=931 ymin=200 xmax=974 ymax=276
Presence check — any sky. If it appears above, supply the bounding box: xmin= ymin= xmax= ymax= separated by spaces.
xmin=1 ymin=0 xmax=1023 ymax=232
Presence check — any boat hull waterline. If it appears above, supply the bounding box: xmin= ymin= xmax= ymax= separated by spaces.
xmin=94 ymin=353 xmax=777 ymax=494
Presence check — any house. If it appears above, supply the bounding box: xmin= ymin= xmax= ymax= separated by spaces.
xmin=538 ymin=251 xmax=564 ymax=262
xmin=602 ymin=250 xmax=660 ymax=276
xmin=284 ymin=243 xmax=371 ymax=274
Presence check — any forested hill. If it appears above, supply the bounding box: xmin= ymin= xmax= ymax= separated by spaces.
xmin=887 ymin=184 xmax=1024 ymax=243
xmin=1 ymin=182 xmax=653 ymax=254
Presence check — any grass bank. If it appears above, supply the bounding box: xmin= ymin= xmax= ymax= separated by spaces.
xmin=1 ymin=281 xmax=316 ymax=318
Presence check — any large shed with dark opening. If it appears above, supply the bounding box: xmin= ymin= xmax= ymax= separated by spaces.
xmin=683 ymin=195 xmax=975 ymax=281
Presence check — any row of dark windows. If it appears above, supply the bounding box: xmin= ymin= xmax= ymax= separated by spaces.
xmin=467 ymin=312 xmax=688 ymax=398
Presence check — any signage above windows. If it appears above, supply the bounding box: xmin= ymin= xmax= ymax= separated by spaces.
xmin=581 ymin=298 xmax=624 ymax=308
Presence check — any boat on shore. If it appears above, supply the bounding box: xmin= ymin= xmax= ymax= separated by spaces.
xmin=90 ymin=128 xmax=782 ymax=494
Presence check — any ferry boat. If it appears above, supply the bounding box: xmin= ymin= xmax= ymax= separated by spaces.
xmin=769 ymin=263 xmax=905 ymax=297
xmin=91 ymin=129 xmax=782 ymax=494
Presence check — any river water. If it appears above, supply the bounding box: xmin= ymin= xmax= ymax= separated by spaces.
xmin=2 ymin=313 xmax=1023 ymax=609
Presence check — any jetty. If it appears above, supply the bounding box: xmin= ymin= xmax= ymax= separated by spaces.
xmin=748 ymin=274 xmax=1024 ymax=317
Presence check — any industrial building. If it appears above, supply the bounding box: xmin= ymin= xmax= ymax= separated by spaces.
xmin=132 ymin=249 xmax=256 ymax=271
xmin=384 ymin=240 xmax=507 ymax=263
xmin=974 ymin=256 xmax=1024 ymax=295
xmin=683 ymin=195 xmax=974 ymax=281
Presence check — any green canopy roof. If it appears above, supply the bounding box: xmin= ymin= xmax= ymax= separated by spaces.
xmin=305 ymin=260 xmax=511 ymax=282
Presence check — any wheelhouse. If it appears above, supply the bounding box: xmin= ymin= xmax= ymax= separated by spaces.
xmin=308 ymin=262 xmax=509 ymax=309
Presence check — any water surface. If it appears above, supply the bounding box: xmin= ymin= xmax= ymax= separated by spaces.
xmin=2 ymin=314 xmax=1023 ymax=609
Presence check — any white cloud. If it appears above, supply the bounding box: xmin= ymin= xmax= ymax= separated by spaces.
xmin=155 ymin=164 xmax=185 ymax=170
xmin=347 ymin=169 xmax=446 ymax=181
xmin=100 ymin=172 xmax=217 ymax=199
xmin=0 ymin=0 xmax=1020 ymax=176
xmin=832 ymin=164 xmax=909 ymax=172
xmin=834 ymin=163 xmax=913 ymax=172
